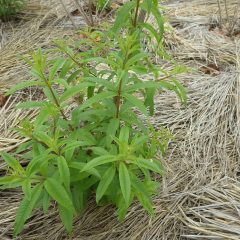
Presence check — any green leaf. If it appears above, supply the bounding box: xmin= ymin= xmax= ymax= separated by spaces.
xmin=0 ymin=152 xmax=23 ymax=172
xmin=96 ymin=165 xmax=116 ymax=203
xmin=42 ymin=190 xmax=51 ymax=214
xmin=35 ymin=108 xmax=50 ymax=126
xmin=172 ymin=79 xmax=187 ymax=103
xmin=61 ymin=140 xmax=91 ymax=153
xmin=131 ymin=135 xmax=148 ymax=148
xmin=69 ymin=162 xmax=101 ymax=178
xmin=136 ymin=158 xmax=163 ymax=175
xmin=0 ymin=176 xmax=22 ymax=186
xmin=144 ymin=88 xmax=156 ymax=115
xmin=106 ymin=118 xmax=120 ymax=147
xmin=78 ymin=91 xmax=116 ymax=111
xmin=44 ymin=178 xmax=74 ymax=211
xmin=111 ymin=1 xmax=135 ymax=33
xmin=85 ymin=76 xmax=114 ymax=90
xmin=67 ymin=69 xmax=81 ymax=83
xmin=60 ymin=82 xmax=95 ymax=102
xmin=49 ymin=58 xmax=65 ymax=80
xmin=141 ymin=22 xmax=161 ymax=43
xmin=14 ymin=184 xmax=43 ymax=237
xmin=123 ymin=93 xmax=148 ymax=115
xmin=22 ymin=179 xmax=31 ymax=200
xmin=5 ymin=81 xmax=43 ymax=96
xmin=57 ymin=156 xmax=70 ymax=189
xmin=26 ymin=153 xmax=52 ymax=176
xmin=151 ymin=7 xmax=164 ymax=41
xmin=33 ymin=132 xmax=53 ymax=148
xmin=90 ymin=147 xmax=109 ymax=156
xmin=136 ymin=191 xmax=154 ymax=215
xmin=125 ymin=53 xmax=148 ymax=69
xmin=72 ymin=186 xmax=85 ymax=214
xmin=55 ymin=78 xmax=69 ymax=89
xmin=16 ymin=141 xmax=33 ymax=154
xmin=119 ymin=162 xmax=131 ymax=204
xmin=82 ymin=155 xmax=118 ymax=171
xmin=119 ymin=126 xmax=129 ymax=143
xmin=59 ymin=59 xmax=73 ymax=79
xmin=58 ymin=204 xmax=74 ymax=233
xmin=16 ymin=101 xmax=47 ymax=109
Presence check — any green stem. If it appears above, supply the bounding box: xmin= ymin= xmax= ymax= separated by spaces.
xmin=115 ymin=47 xmax=130 ymax=118
xmin=115 ymin=79 xmax=123 ymax=118
xmin=41 ymin=72 xmax=74 ymax=130
xmin=133 ymin=0 xmax=141 ymax=27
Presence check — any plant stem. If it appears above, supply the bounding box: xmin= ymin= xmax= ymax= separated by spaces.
xmin=46 ymin=82 xmax=68 ymax=122
xmin=133 ymin=0 xmax=141 ymax=27
xmin=115 ymin=46 xmax=130 ymax=118
xmin=115 ymin=79 xmax=123 ymax=118
xmin=42 ymin=73 xmax=73 ymax=130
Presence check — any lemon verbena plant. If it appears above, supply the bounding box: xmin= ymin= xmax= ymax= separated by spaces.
xmin=0 ymin=0 xmax=187 ymax=237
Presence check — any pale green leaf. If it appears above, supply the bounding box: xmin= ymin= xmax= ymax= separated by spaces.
xmin=82 ymin=155 xmax=118 ymax=172
xmin=123 ymin=93 xmax=148 ymax=115
xmin=0 ymin=152 xmax=23 ymax=172
xmin=96 ymin=165 xmax=116 ymax=203
xmin=119 ymin=162 xmax=131 ymax=204
xmin=78 ymin=91 xmax=116 ymax=111
xmin=57 ymin=156 xmax=70 ymax=189
xmin=136 ymin=158 xmax=163 ymax=175
xmin=44 ymin=178 xmax=74 ymax=211
xmin=58 ymin=204 xmax=74 ymax=233
xmin=14 ymin=184 xmax=43 ymax=237
xmin=6 ymin=81 xmax=43 ymax=96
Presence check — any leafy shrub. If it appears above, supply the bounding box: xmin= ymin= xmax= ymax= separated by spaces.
xmin=0 ymin=0 xmax=187 ymax=237
xmin=0 ymin=0 xmax=26 ymax=21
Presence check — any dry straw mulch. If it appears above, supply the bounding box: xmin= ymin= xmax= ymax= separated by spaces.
xmin=1 ymin=0 xmax=240 ymax=239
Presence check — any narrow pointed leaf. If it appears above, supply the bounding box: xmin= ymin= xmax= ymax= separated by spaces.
xmin=82 ymin=155 xmax=118 ymax=171
xmin=96 ymin=166 xmax=116 ymax=203
xmin=14 ymin=184 xmax=43 ymax=237
xmin=0 ymin=152 xmax=23 ymax=172
xmin=119 ymin=162 xmax=131 ymax=203
xmin=44 ymin=178 xmax=74 ymax=211
xmin=123 ymin=93 xmax=148 ymax=115
xmin=136 ymin=158 xmax=163 ymax=175
xmin=58 ymin=205 xmax=74 ymax=233
xmin=57 ymin=156 xmax=70 ymax=189
xmin=6 ymin=81 xmax=43 ymax=96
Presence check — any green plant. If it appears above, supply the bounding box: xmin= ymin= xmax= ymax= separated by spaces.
xmin=95 ymin=0 xmax=111 ymax=12
xmin=0 ymin=0 xmax=26 ymax=21
xmin=0 ymin=0 xmax=187 ymax=237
